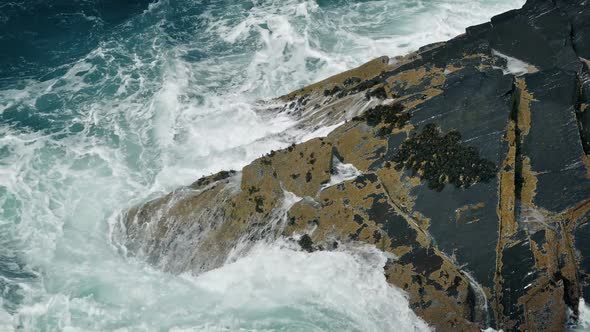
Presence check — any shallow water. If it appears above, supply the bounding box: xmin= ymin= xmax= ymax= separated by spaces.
xmin=5 ymin=0 xmax=578 ymax=330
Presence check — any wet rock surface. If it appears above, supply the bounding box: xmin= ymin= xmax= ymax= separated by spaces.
xmin=119 ymin=0 xmax=590 ymax=330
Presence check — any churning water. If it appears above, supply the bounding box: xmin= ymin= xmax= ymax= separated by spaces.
xmin=0 ymin=0 xmax=550 ymax=330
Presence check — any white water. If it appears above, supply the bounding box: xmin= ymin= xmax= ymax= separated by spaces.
xmin=492 ymin=49 xmax=539 ymax=76
xmin=0 ymin=0 xmax=527 ymax=330
xmin=185 ymin=241 xmax=430 ymax=332
xmin=577 ymin=300 xmax=590 ymax=331
xmin=322 ymin=156 xmax=362 ymax=190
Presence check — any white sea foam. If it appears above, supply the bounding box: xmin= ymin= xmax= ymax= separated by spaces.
xmin=322 ymin=156 xmax=362 ymax=190
xmin=492 ymin=49 xmax=539 ymax=76
xmin=186 ymin=241 xmax=431 ymax=332
xmin=0 ymin=307 xmax=14 ymax=332
xmin=578 ymin=299 xmax=590 ymax=331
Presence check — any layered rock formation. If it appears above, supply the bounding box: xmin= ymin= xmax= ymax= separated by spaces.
xmin=118 ymin=0 xmax=590 ymax=330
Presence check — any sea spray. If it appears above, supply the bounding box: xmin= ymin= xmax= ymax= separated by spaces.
xmin=186 ymin=240 xmax=431 ymax=332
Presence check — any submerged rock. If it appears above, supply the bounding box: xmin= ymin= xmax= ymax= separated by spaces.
xmin=118 ymin=0 xmax=590 ymax=330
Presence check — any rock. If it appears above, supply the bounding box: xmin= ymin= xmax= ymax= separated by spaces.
xmin=118 ymin=0 xmax=590 ymax=330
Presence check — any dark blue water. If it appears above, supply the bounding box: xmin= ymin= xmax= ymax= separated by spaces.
xmin=0 ymin=0 xmax=154 ymax=84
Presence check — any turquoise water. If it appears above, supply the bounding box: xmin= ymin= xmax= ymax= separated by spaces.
xmin=0 ymin=0 xmax=535 ymax=330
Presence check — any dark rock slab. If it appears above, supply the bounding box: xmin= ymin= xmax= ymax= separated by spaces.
xmin=499 ymin=233 xmax=538 ymax=324
xmin=554 ymin=0 xmax=590 ymax=60
xmin=520 ymin=69 xmax=590 ymax=212
xmin=405 ymin=66 xmax=513 ymax=288
xmin=575 ymin=217 xmax=590 ymax=303
xmin=488 ymin=0 xmax=579 ymax=72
